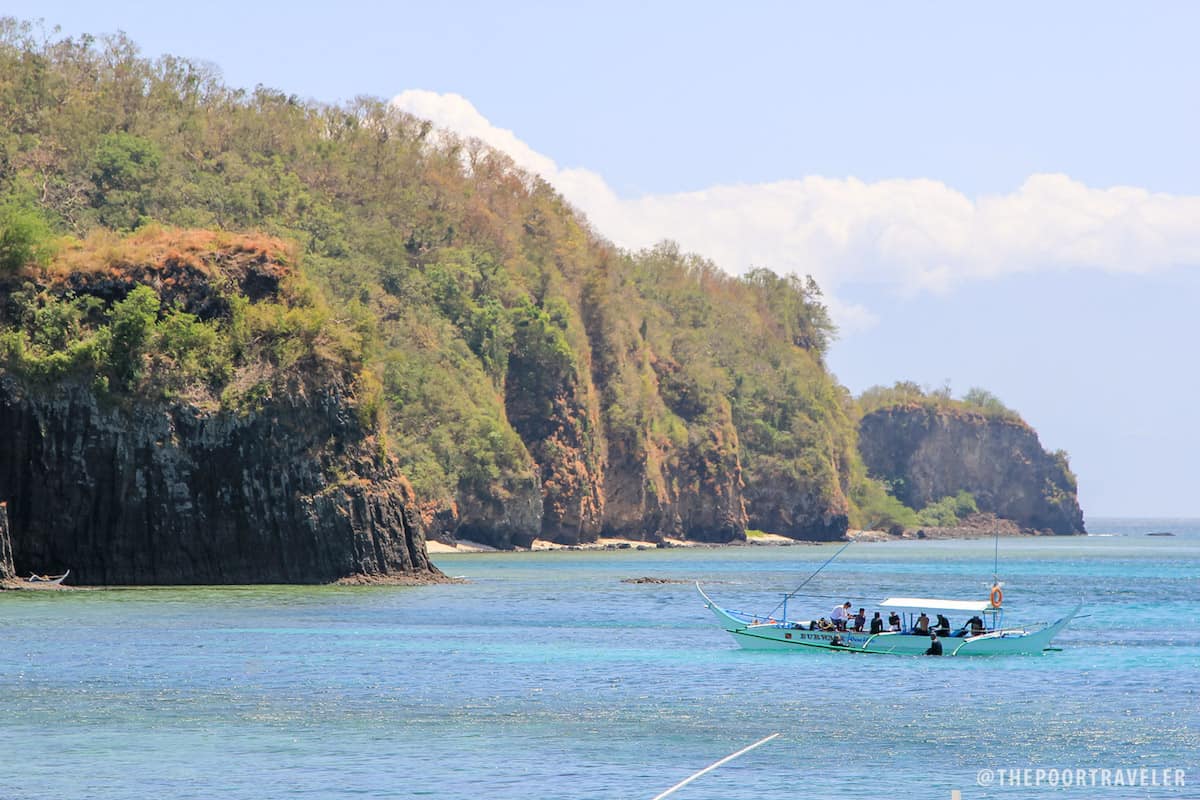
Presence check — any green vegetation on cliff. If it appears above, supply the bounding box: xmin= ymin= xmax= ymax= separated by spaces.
xmin=0 ymin=20 xmax=1077 ymax=544
xmin=0 ymin=228 xmax=372 ymax=419
xmin=858 ymin=381 xmax=1023 ymax=423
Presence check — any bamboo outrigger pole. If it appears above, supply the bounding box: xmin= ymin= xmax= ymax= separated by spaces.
xmin=649 ymin=733 xmax=780 ymax=800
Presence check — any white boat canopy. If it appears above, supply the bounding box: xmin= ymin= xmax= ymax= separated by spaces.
xmin=879 ymin=597 xmax=994 ymax=613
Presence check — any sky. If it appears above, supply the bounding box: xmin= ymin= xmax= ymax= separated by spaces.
xmin=9 ymin=1 xmax=1200 ymax=518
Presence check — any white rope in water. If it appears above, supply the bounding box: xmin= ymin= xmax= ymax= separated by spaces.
xmin=649 ymin=733 xmax=780 ymax=800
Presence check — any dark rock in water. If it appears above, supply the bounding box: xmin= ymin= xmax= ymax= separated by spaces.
xmin=0 ymin=501 xmax=14 ymax=580
xmin=0 ymin=376 xmax=439 ymax=585
xmin=1146 ymin=532 xmax=1175 ymax=536
xmin=620 ymin=576 xmax=688 ymax=584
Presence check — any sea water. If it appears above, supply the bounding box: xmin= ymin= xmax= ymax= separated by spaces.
xmin=1 ymin=519 xmax=1197 ymax=799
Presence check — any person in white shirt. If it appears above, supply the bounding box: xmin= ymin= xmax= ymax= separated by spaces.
xmin=830 ymin=601 xmax=852 ymax=631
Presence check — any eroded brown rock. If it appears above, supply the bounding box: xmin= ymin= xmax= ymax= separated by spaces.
xmin=858 ymin=405 xmax=1085 ymax=534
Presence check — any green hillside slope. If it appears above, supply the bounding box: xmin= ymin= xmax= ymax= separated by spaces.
xmin=0 ymin=21 xmax=1075 ymax=548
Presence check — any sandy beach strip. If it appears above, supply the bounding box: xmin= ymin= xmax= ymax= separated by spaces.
xmin=426 ymin=530 xmax=816 ymax=554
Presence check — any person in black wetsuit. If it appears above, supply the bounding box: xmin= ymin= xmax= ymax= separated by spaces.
xmin=925 ymin=633 xmax=943 ymax=656
xmin=869 ymin=611 xmax=884 ymax=634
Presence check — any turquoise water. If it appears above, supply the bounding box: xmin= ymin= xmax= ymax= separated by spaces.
xmin=1 ymin=519 xmax=1197 ymax=799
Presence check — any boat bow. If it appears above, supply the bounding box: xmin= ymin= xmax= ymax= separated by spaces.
xmin=697 ymin=583 xmax=748 ymax=631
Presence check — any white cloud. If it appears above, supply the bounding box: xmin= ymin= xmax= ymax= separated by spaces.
xmin=392 ymin=90 xmax=559 ymax=178
xmin=391 ymin=90 xmax=1200 ymax=330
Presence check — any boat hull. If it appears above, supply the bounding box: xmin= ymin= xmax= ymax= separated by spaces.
xmin=698 ymin=585 xmax=1077 ymax=656
xmin=25 ymin=569 xmax=69 ymax=586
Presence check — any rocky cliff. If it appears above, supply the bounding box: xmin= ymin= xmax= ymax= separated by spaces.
xmin=0 ymin=375 xmax=435 ymax=584
xmin=0 ymin=31 xmax=1012 ymax=552
xmin=436 ymin=286 xmax=756 ymax=548
xmin=598 ymin=387 xmax=749 ymax=544
xmin=0 ymin=502 xmax=15 ymax=580
xmin=0 ymin=233 xmax=440 ymax=584
xmin=857 ymin=405 xmax=1085 ymax=534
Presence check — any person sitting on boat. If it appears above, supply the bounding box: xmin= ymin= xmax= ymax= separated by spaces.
xmin=830 ymin=602 xmax=851 ymax=631
xmin=887 ymin=611 xmax=902 ymax=631
xmin=954 ymin=615 xmax=984 ymax=637
xmin=924 ymin=633 xmax=943 ymax=656
xmin=934 ymin=614 xmax=951 ymax=637
xmin=816 ymin=617 xmax=835 ymax=631
xmin=913 ymin=612 xmax=931 ymax=635
xmin=869 ymin=612 xmax=884 ymax=634
xmin=852 ymin=608 xmax=866 ymax=632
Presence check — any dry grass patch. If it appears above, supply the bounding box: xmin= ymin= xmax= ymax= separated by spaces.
xmin=44 ymin=226 xmax=293 ymax=280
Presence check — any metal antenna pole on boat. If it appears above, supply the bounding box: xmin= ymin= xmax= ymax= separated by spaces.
xmin=994 ymin=531 xmax=999 ymax=583
xmin=767 ymin=541 xmax=852 ymax=617
xmin=648 ymin=733 xmax=780 ymax=800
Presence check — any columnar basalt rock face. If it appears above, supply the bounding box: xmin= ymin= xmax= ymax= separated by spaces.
xmin=858 ymin=406 xmax=1085 ymax=534
xmin=0 ymin=236 xmax=441 ymax=584
xmin=0 ymin=376 xmax=440 ymax=584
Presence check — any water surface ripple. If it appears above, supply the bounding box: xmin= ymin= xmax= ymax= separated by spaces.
xmin=1 ymin=519 xmax=1196 ymax=799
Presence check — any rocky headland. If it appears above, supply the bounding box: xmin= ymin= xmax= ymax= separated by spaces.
xmin=0 ymin=233 xmax=441 ymax=585
xmin=858 ymin=404 xmax=1085 ymax=535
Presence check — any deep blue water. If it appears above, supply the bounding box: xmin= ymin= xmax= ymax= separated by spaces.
xmin=1 ymin=519 xmax=1197 ymax=799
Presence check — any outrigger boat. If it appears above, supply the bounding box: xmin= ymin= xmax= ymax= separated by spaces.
xmin=698 ymin=585 xmax=1078 ymax=655
xmin=697 ymin=540 xmax=1077 ymax=656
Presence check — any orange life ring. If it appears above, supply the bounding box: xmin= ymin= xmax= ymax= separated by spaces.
xmin=989 ymin=585 xmax=1003 ymax=608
